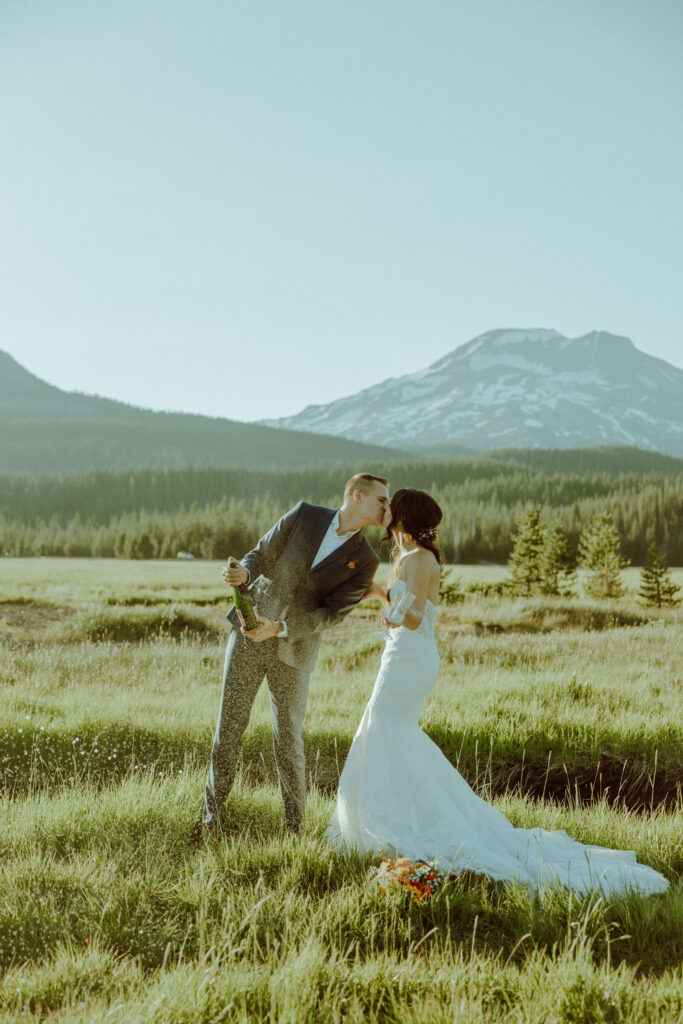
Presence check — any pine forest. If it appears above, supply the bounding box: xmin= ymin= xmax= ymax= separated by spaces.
xmin=1 ymin=447 xmax=681 ymax=564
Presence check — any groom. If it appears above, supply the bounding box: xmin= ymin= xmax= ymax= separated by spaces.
xmin=194 ymin=473 xmax=391 ymax=842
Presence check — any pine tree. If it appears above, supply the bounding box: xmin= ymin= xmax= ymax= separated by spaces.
xmin=578 ymin=512 xmax=626 ymax=599
xmin=540 ymin=524 xmax=577 ymax=597
xmin=639 ymin=542 xmax=681 ymax=607
xmin=439 ymin=563 xmax=464 ymax=605
xmin=130 ymin=530 xmax=155 ymax=560
xmin=507 ymin=506 xmax=545 ymax=596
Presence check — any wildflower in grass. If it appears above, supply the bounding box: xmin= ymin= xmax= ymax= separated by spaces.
xmin=370 ymin=857 xmax=445 ymax=903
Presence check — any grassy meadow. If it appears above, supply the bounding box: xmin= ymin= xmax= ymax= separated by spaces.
xmin=0 ymin=557 xmax=681 ymax=1022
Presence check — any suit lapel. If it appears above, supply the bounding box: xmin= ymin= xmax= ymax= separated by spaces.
xmin=306 ymin=507 xmax=336 ymax=571
xmin=310 ymin=529 xmax=363 ymax=574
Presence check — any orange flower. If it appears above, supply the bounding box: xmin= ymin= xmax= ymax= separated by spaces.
xmin=405 ymin=881 xmax=432 ymax=903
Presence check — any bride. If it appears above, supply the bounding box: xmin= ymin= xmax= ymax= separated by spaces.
xmin=326 ymin=488 xmax=669 ymax=897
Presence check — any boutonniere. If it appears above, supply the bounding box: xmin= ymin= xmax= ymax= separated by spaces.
xmin=340 ymin=557 xmax=358 ymax=569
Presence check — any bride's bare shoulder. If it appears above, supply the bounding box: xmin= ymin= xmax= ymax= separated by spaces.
xmin=403 ymin=548 xmax=436 ymax=565
xmin=411 ymin=547 xmax=439 ymax=568
xmin=404 ymin=547 xmax=438 ymax=577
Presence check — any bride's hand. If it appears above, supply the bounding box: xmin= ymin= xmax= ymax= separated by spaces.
xmin=380 ymin=615 xmax=400 ymax=629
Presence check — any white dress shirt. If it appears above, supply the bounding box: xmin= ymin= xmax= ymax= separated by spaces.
xmin=311 ymin=509 xmax=359 ymax=568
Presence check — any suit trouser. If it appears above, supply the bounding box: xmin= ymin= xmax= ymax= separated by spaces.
xmin=203 ymin=628 xmax=311 ymax=830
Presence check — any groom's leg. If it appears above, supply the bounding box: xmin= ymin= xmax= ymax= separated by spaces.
xmin=266 ymin=656 xmax=311 ymax=832
xmin=203 ymin=629 xmax=268 ymax=825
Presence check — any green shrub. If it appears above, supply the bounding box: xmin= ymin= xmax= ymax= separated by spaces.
xmin=61 ymin=607 xmax=218 ymax=643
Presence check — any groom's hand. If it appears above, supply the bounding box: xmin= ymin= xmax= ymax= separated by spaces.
xmin=241 ymin=608 xmax=281 ymax=642
xmin=222 ymin=557 xmax=248 ymax=587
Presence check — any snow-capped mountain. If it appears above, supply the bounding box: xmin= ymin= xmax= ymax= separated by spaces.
xmin=261 ymin=329 xmax=683 ymax=455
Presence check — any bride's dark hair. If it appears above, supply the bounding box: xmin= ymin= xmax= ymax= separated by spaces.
xmin=382 ymin=488 xmax=443 ymax=565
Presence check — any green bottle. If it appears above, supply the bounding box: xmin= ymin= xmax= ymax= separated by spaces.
xmin=233 ymin=582 xmax=259 ymax=631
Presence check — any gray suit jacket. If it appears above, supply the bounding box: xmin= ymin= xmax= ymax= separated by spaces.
xmin=226 ymin=501 xmax=380 ymax=673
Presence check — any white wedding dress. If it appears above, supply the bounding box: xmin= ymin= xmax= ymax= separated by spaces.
xmin=326 ymin=580 xmax=669 ymax=897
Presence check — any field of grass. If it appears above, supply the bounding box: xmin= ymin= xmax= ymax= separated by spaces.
xmin=0 ymin=558 xmax=681 ymax=1021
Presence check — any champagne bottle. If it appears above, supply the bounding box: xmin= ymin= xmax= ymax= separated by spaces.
xmin=228 ymin=558 xmax=259 ymax=631
xmin=233 ymin=583 xmax=258 ymax=631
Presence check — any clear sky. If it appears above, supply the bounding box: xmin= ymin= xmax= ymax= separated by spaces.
xmin=1 ymin=0 xmax=681 ymax=421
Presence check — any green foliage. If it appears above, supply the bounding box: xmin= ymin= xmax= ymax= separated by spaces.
xmin=639 ymin=542 xmax=682 ymax=608
xmin=579 ymin=513 xmax=627 ymax=600
xmin=1 ymin=450 xmax=682 ymax=564
xmin=439 ymin=564 xmax=465 ymax=605
xmin=541 ymin=524 xmax=578 ymax=597
xmin=59 ymin=607 xmax=218 ymax=643
xmin=507 ymin=509 xmax=577 ymax=597
xmin=479 ymin=444 xmax=683 ymax=476
xmin=507 ymin=506 xmax=545 ymax=596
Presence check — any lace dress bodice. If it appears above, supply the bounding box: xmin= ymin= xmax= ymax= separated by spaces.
xmin=387 ymin=579 xmax=438 ymax=637
xmin=370 ymin=579 xmax=440 ymax=721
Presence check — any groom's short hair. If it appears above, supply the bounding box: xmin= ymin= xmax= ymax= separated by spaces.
xmin=344 ymin=473 xmax=389 ymax=498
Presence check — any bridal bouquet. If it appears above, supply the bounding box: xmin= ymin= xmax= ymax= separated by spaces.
xmin=371 ymin=857 xmax=445 ymax=904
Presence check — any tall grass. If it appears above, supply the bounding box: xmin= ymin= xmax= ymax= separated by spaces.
xmin=2 ymin=620 xmax=680 ymax=805
xmin=0 ymin=560 xmax=681 ymax=1021
xmin=0 ymin=775 xmax=681 ymax=1021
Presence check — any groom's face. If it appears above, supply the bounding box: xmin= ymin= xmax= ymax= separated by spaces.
xmin=357 ymin=482 xmax=391 ymax=528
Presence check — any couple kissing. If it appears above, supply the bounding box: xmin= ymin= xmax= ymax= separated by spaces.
xmin=193 ymin=473 xmax=668 ymax=898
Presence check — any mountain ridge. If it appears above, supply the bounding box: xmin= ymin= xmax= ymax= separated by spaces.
xmin=261 ymin=329 xmax=683 ymax=455
xmin=0 ymin=350 xmax=405 ymax=474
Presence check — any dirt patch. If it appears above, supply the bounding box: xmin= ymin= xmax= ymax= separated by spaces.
xmin=0 ymin=600 xmax=74 ymax=633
